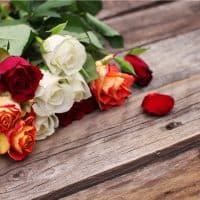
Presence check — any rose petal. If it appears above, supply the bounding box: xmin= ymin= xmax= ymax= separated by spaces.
xmin=0 ymin=133 xmax=10 ymax=154
xmin=57 ymin=97 xmax=98 ymax=127
xmin=142 ymin=93 xmax=175 ymax=116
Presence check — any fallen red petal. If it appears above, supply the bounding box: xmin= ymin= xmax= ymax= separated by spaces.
xmin=142 ymin=93 xmax=175 ymax=116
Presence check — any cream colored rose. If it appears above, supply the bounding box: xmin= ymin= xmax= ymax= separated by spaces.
xmin=67 ymin=72 xmax=91 ymax=102
xmin=33 ymin=71 xmax=75 ymax=116
xmin=42 ymin=34 xmax=87 ymax=76
xmin=35 ymin=114 xmax=59 ymax=140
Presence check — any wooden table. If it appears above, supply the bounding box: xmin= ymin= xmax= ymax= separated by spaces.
xmin=1 ymin=1 xmax=200 ymax=199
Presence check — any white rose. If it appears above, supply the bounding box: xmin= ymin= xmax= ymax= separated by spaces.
xmin=68 ymin=73 xmax=91 ymax=102
xmin=33 ymin=70 xmax=75 ymax=116
xmin=35 ymin=114 xmax=59 ymax=140
xmin=43 ymin=34 xmax=87 ymax=76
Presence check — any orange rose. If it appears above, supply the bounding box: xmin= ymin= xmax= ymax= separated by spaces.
xmin=8 ymin=120 xmax=36 ymax=161
xmin=90 ymin=62 xmax=135 ymax=110
xmin=0 ymin=96 xmax=22 ymax=133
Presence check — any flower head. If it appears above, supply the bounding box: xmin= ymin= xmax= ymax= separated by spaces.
xmin=8 ymin=120 xmax=36 ymax=161
xmin=0 ymin=95 xmax=22 ymax=133
xmin=90 ymin=61 xmax=135 ymax=110
xmin=0 ymin=56 xmax=43 ymax=103
xmin=125 ymin=55 xmax=152 ymax=87
xmin=42 ymin=35 xmax=87 ymax=76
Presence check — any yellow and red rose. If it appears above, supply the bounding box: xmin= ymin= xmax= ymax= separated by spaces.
xmin=0 ymin=95 xmax=36 ymax=160
xmin=90 ymin=60 xmax=135 ymax=110
xmin=7 ymin=120 xmax=36 ymax=161
xmin=0 ymin=95 xmax=22 ymax=134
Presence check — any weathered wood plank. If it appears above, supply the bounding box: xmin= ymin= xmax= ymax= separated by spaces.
xmin=104 ymin=1 xmax=200 ymax=50
xmin=64 ymin=147 xmax=200 ymax=200
xmin=98 ymin=0 xmax=157 ymax=19
xmin=0 ymin=30 xmax=200 ymax=200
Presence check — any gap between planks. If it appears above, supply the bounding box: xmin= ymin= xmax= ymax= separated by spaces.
xmin=0 ymin=30 xmax=200 ymax=200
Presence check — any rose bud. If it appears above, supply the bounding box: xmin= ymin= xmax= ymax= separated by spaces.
xmin=0 ymin=56 xmax=43 ymax=103
xmin=0 ymin=95 xmax=22 ymax=134
xmin=0 ymin=133 xmax=10 ymax=155
xmin=142 ymin=93 xmax=175 ymax=116
xmin=57 ymin=97 xmax=98 ymax=127
xmin=90 ymin=62 xmax=135 ymax=110
xmin=8 ymin=120 xmax=36 ymax=161
xmin=125 ymin=55 xmax=152 ymax=87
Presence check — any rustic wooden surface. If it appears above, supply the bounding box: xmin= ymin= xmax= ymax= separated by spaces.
xmin=104 ymin=1 xmax=200 ymax=51
xmin=0 ymin=1 xmax=200 ymax=200
xmin=63 ymin=147 xmax=200 ymax=200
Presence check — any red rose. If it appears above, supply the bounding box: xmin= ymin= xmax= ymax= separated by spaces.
xmin=0 ymin=56 xmax=43 ymax=103
xmin=57 ymin=97 xmax=98 ymax=127
xmin=125 ymin=55 xmax=152 ymax=87
xmin=142 ymin=93 xmax=175 ymax=116
xmin=90 ymin=62 xmax=135 ymax=110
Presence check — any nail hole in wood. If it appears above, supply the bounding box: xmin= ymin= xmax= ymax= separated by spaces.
xmin=165 ymin=122 xmax=183 ymax=130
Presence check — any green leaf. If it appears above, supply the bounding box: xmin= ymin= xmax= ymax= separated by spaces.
xmin=86 ymin=13 xmax=118 ymax=36
xmin=47 ymin=21 xmax=67 ymax=35
xmin=85 ymin=13 xmax=124 ymax=48
xmin=0 ymin=23 xmax=33 ymax=55
xmin=64 ymin=14 xmax=86 ymax=33
xmin=80 ymin=53 xmax=98 ymax=82
xmin=76 ymin=0 xmax=102 ymax=15
xmin=0 ymin=48 xmax=9 ymax=62
xmin=33 ymin=0 xmax=75 ymax=17
xmin=62 ymin=30 xmax=103 ymax=49
xmin=128 ymin=47 xmax=148 ymax=56
xmin=11 ymin=0 xmax=33 ymax=13
xmin=108 ymin=35 xmax=124 ymax=49
xmin=86 ymin=31 xmax=103 ymax=49
xmin=114 ymin=57 xmax=136 ymax=75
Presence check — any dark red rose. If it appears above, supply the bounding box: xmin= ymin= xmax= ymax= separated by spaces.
xmin=0 ymin=56 xmax=43 ymax=103
xmin=125 ymin=55 xmax=152 ymax=87
xmin=57 ymin=97 xmax=98 ymax=127
xmin=142 ymin=93 xmax=175 ymax=116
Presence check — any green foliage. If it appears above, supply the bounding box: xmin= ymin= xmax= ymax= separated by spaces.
xmin=0 ymin=22 xmax=33 ymax=55
xmin=76 ymin=0 xmax=102 ymax=15
xmin=0 ymin=0 xmax=124 ymax=70
xmin=81 ymin=54 xmax=98 ymax=82
xmin=32 ymin=0 xmax=75 ymax=18
xmin=128 ymin=47 xmax=148 ymax=56
xmin=85 ymin=13 xmax=124 ymax=48
xmin=47 ymin=21 xmax=67 ymax=35
xmin=115 ymin=57 xmax=136 ymax=75
xmin=0 ymin=48 xmax=9 ymax=62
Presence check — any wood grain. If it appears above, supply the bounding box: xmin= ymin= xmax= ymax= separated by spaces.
xmin=98 ymin=0 xmax=158 ymax=19
xmin=0 ymin=30 xmax=200 ymax=200
xmin=104 ymin=1 xmax=200 ymax=50
xmin=64 ymin=147 xmax=200 ymax=200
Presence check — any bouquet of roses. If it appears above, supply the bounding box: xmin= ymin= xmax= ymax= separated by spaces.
xmin=0 ymin=0 xmax=174 ymax=161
